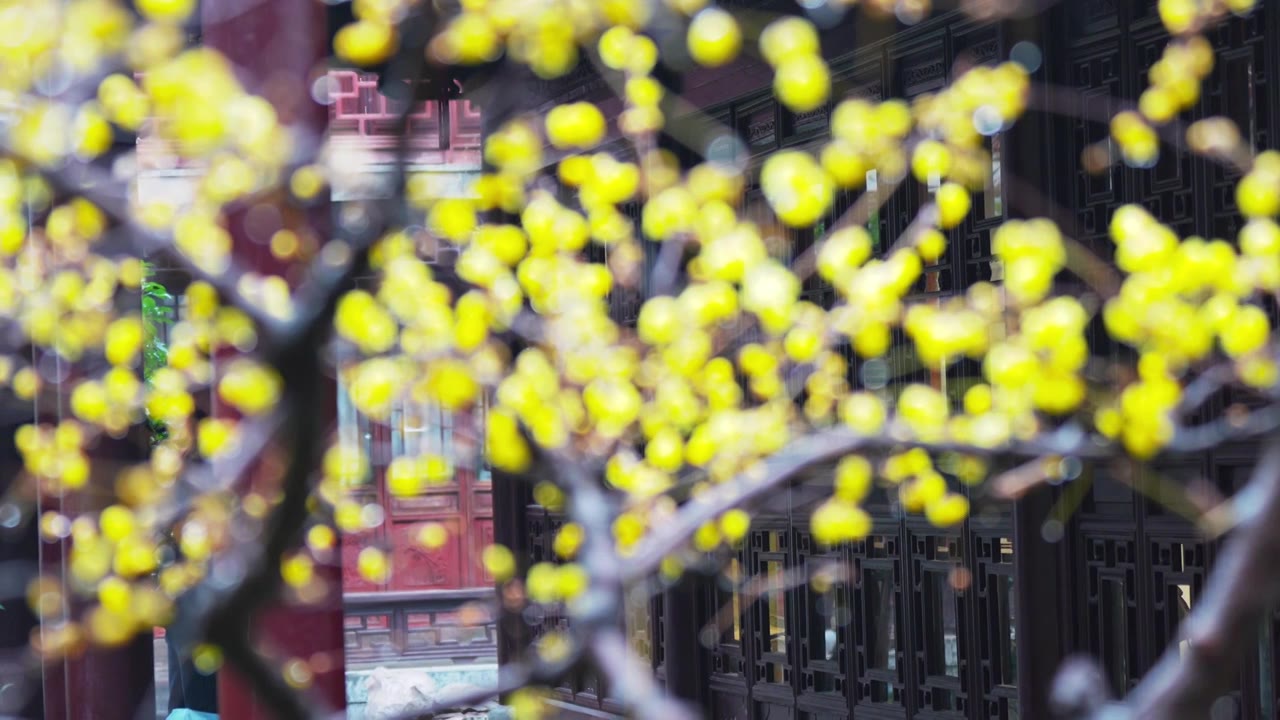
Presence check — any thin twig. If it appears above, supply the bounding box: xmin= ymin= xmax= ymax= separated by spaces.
xmin=1029 ymin=83 xmax=1253 ymax=176
xmin=39 ymin=159 xmax=284 ymax=336
xmin=1171 ymin=403 xmax=1280 ymax=454
xmin=1001 ymin=168 xmax=1124 ymax=300
xmin=703 ymin=559 xmax=848 ymax=641
xmin=990 ymin=456 xmax=1058 ymax=500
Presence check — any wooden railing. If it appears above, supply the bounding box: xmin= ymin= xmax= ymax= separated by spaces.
xmin=343 ymin=588 xmax=497 ymax=668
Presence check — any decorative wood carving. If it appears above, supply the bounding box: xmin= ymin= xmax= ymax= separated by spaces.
xmin=508 ymin=3 xmax=1280 ymax=718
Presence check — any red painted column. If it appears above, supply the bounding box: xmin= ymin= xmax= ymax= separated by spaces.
xmin=203 ymin=1 xmax=347 ymax=717
xmin=36 ymin=350 xmax=155 ymax=720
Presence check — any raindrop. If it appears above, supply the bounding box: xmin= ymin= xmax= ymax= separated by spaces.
xmin=1210 ymin=696 xmax=1240 ymax=720
xmin=860 ymin=358 xmax=889 ymax=389
xmin=973 ymin=105 xmax=1004 ymax=136
xmin=1041 ymin=518 xmax=1065 ymax=543
xmin=895 ymin=0 xmax=928 ymax=25
xmin=45 ymin=514 xmax=71 ymax=539
xmin=244 ymin=203 xmax=284 ymax=244
xmin=699 ymin=626 xmax=719 ymax=649
xmin=311 ymin=74 xmax=340 ymax=106
xmin=1058 ymin=456 xmax=1083 ymax=481
xmin=211 ymin=555 xmax=247 ymax=589
xmin=803 ymin=1 xmax=846 ymax=29
xmin=522 ymin=605 xmax=546 ymax=626
xmin=321 ymin=239 xmax=353 ymax=268
xmin=949 ymin=566 xmax=973 ymax=591
xmin=339 ymin=203 xmax=371 ymax=235
xmin=1128 ymin=151 xmax=1160 ymax=170
xmin=705 ymin=133 xmax=747 ymax=173
xmin=0 ymin=504 xmax=21 ymax=529
xmin=1010 ymin=41 xmax=1043 ymax=74
xmin=33 ymin=60 xmax=73 ymax=97
xmin=360 ymin=503 xmax=385 ymax=529
xmin=37 ymin=350 xmax=68 ymax=383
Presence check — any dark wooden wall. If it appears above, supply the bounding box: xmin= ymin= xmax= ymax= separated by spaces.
xmin=503 ymin=1 xmax=1280 ymax=719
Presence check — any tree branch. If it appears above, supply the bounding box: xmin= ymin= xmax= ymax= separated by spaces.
xmin=1054 ymin=436 xmax=1280 ymax=719
xmin=591 ymin=628 xmax=697 ymax=720
xmin=1171 ymin=403 xmax=1280 ymax=454
xmin=622 ymin=423 xmax=1114 ymax=582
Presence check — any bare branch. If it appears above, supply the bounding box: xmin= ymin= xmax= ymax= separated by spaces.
xmin=1029 ymin=83 xmax=1253 ymax=175
xmin=990 ymin=456 xmax=1058 ymax=500
xmin=649 ymin=235 xmax=688 ymax=299
xmin=1002 ymin=168 xmax=1124 ymax=300
xmin=1054 ymin=437 xmax=1280 ymax=720
xmin=1177 ymin=363 xmax=1237 ymax=417
xmin=591 ymin=628 xmax=697 ymax=720
xmin=154 ymin=412 xmax=283 ymax=531
xmin=703 ymin=559 xmax=848 ymax=641
xmin=1171 ymin=403 xmax=1280 ymax=453
xmin=36 ymin=153 xmax=292 ymax=337
xmin=623 ymin=423 xmax=1114 ymax=583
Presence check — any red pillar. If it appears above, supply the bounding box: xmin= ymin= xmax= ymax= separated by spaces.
xmin=203 ymin=1 xmax=347 ymax=717
xmin=38 ymin=435 xmax=158 ymax=720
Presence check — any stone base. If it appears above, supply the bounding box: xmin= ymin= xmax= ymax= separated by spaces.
xmin=345 ymin=664 xmax=498 ymax=720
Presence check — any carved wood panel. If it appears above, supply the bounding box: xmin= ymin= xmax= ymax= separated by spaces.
xmin=344 ymin=610 xmax=393 ymax=661
xmin=739 ymin=98 xmax=779 ymax=157
xmin=1065 ymin=38 xmax=1124 ymax=259
xmin=389 ymin=519 xmax=462 ymax=590
xmin=906 ymin=529 xmax=969 ymax=718
xmin=794 ymin=531 xmax=851 ymax=717
xmin=473 ymin=517 xmax=495 ymax=585
xmin=748 ymin=528 xmax=795 ymax=692
xmin=509 ymin=2 xmax=1280 ymax=718
xmin=1131 ymin=29 xmax=1197 ymax=241
xmin=334 ymin=385 xmax=492 ymax=592
xmin=971 ymin=535 xmax=1017 ymax=720
xmin=1201 ymin=6 xmax=1270 ymax=233
xmin=948 ymin=26 xmax=1004 ymax=295
xmin=341 ymin=528 xmax=382 ymax=593
xmin=851 ymin=528 xmax=908 ymax=717
xmin=1079 ymin=530 xmax=1140 ymax=696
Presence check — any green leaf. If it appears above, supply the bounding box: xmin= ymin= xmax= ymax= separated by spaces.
xmin=139 ymin=270 xmax=173 ymax=394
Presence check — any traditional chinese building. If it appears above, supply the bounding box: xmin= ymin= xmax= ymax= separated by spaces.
xmin=490 ymin=2 xmax=1280 ymax=720
xmin=14 ymin=1 xmax=1280 ymax=719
